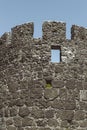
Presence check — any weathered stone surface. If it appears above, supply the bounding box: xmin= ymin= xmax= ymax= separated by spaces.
xmin=0 ymin=101 xmax=3 ymax=109
xmin=74 ymin=110 xmax=85 ymax=120
xmin=15 ymin=99 xmax=25 ymax=107
xmin=45 ymin=110 xmax=54 ymax=118
xmin=51 ymin=99 xmax=64 ymax=109
xmin=36 ymin=120 xmax=47 ymax=127
xmin=80 ymin=90 xmax=87 ymax=101
xmin=52 ymin=80 xmax=64 ymax=88
xmin=6 ymin=118 xmax=13 ymax=125
xmin=0 ymin=128 xmax=6 ymax=130
xmin=37 ymin=128 xmax=51 ymax=130
xmin=25 ymin=98 xmax=33 ymax=106
xmin=48 ymin=119 xmax=58 ymax=127
xmin=0 ymin=109 xmax=3 ymax=117
xmin=19 ymin=107 xmax=30 ymax=117
xmin=14 ymin=116 xmax=22 ymax=127
xmin=10 ymin=107 xmax=18 ymax=116
xmin=4 ymin=108 xmax=10 ymax=117
xmin=22 ymin=117 xmax=34 ymax=127
xmin=80 ymin=120 xmax=87 ymax=127
xmin=60 ymin=110 xmax=74 ymax=122
xmin=7 ymin=126 xmax=16 ymax=130
xmin=79 ymin=101 xmax=87 ymax=111
xmin=44 ymin=88 xmax=59 ymax=100
xmin=7 ymin=80 xmax=19 ymax=92
xmin=1 ymin=21 xmax=87 ymax=129
xmin=65 ymin=79 xmax=76 ymax=89
xmin=17 ymin=128 xmax=24 ymax=130
xmin=31 ymin=107 xmax=44 ymax=119
xmin=61 ymin=120 xmax=69 ymax=128
xmin=30 ymin=87 xmax=43 ymax=99
xmin=59 ymin=88 xmax=67 ymax=100
xmin=51 ymin=99 xmax=76 ymax=110
xmin=25 ymin=128 xmax=38 ymax=130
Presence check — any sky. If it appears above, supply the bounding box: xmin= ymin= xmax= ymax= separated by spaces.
xmin=0 ymin=0 xmax=87 ymax=39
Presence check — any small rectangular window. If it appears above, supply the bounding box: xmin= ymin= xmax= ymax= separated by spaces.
xmin=51 ymin=46 xmax=61 ymax=63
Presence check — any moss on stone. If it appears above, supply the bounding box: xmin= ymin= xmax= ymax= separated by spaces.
xmin=45 ymin=83 xmax=52 ymax=88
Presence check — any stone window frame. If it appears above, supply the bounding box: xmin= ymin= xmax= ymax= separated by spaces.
xmin=51 ymin=45 xmax=61 ymax=62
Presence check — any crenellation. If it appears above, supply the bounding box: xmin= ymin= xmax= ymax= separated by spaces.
xmin=1 ymin=21 xmax=87 ymax=130
xmin=42 ymin=21 xmax=66 ymax=41
xmin=11 ymin=22 xmax=34 ymax=44
xmin=0 ymin=32 xmax=11 ymax=45
xmin=71 ymin=25 xmax=87 ymax=41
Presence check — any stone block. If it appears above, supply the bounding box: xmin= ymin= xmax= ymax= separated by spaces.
xmin=63 ymin=100 xmax=76 ymax=110
xmin=30 ymin=87 xmax=43 ymax=99
xmin=6 ymin=118 xmax=13 ymax=126
xmin=80 ymin=90 xmax=87 ymax=101
xmin=7 ymin=126 xmax=16 ymax=130
xmin=74 ymin=110 xmax=85 ymax=121
xmin=51 ymin=99 xmax=64 ymax=109
xmin=0 ymin=109 xmax=3 ymax=117
xmin=36 ymin=120 xmax=47 ymax=127
xmin=45 ymin=109 xmax=54 ymax=118
xmin=60 ymin=110 xmax=74 ymax=122
xmin=19 ymin=107 xmax=30 ymax=117
xmin=80 ymin=120 xmax=87 ymax=128
xmin=22 ymin=117 xmax=34 ymax=127
xmin=31 ymin=107 xmax=44 ymax=119
xmin=65 ymin=79 xmax=76 ymax=89
xmin=10 ymin=107 xmax=18 ymax=117
xmin=48 ymin=119 xmax=58 ymax=127
xmin=44 ymin=88 xmax=59 ymax=100
xmin=52 ymin=80 xmax=64 ymax=88
xmin=14 ymin=116 xmax=22 ymax=127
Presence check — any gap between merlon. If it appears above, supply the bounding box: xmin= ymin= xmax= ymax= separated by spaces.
xmin=34 ymin=22 xmax=71 ymax=39
xmin=1 ymin=21 xmax=87 ymax=41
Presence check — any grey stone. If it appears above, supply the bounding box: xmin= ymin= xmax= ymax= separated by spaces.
xmin=44 ymin=88 xmax=59 ymax=100
xmin=0 ymin=109 xmax=3 ymax=117
xmin=52 ymin=80 xmax=64 ymax=88
xmin=31 ymin=107 xmax=44 ymax=118
xmin=74 ymin=110 xmax=85 ymax=120
xmin=7 ymin=126 xmax=16 ymax=130
xmin=17 ymin=128 xmax=24 ymax=130
xmin=30 ymin=87 xmax=43 ymax=99
xmin=15 ymin=99 xmax=25 ymax=107
xmin=48 ymin=119 xmax=58 ymax=127
xmin=4 ymin=108 xmax=10 ymax=117
xmin=60 ymin=110 xmax=74 ymax=122
xmin=80 ymin=120 xmax=87 ymax=127
xmin=6 ymin=118 xmax=13 ymax=126
xmin=65 ymin=79 xmax=76 ymax=89
xmin=22 ymin=117 xmax=34 ymax=127
xmin=10 ymin=107 xmax=18 ymax=117
xmin=19 ymin=107 xmax=30 ymax=117
xmin=14 ymin=116 xmax=22 ymax=127
xmin=61 ymin=120 xmax=69 ymax=128
xmin=45 ymin=110 xmax=54 ymax=118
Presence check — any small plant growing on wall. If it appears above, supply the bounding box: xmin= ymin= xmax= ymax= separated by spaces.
xmin=45 ymin=79 xmax=52 ymax=88
xmin=45 ymin=83 xmax=52 ymax=88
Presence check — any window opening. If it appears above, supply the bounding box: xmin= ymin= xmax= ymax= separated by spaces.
xmin=51 ymin=46 xmax=61 ymax=63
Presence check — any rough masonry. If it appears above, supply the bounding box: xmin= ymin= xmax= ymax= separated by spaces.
xmin=0 ymin=21 xmax=87 ymax=130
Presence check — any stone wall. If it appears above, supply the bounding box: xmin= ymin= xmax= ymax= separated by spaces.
xmin=0 ymin=21 xmax=87 ymax=130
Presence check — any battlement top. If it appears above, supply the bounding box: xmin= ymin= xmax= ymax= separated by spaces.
xmin=0 ymin=21 xmax=87 ymax=45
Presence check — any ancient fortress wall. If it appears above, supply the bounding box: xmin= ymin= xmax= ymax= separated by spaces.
xmin=0 ymin=21 xmax=87 ymax=130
